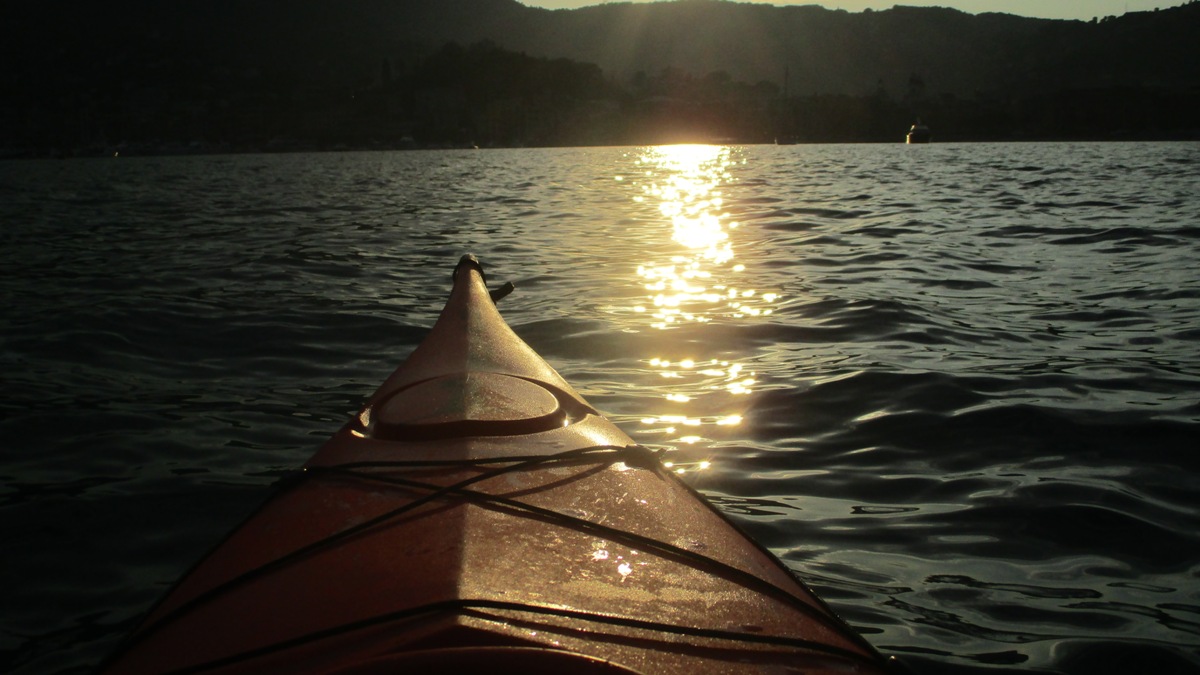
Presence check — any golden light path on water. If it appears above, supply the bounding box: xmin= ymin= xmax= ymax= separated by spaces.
xmin=625 ymin=145 xmax=780 ymax=475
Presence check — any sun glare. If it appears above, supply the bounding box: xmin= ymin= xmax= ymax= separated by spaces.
xmin=632 ymin=145 xmax=775 ymax=330
xmin=619 ymin=145 xmax=781 ymax=472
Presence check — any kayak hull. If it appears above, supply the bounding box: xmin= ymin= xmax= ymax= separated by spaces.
xmin=100 ymin=256 xmax=893 ymax=674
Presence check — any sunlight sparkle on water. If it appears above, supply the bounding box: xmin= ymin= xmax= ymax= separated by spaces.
xmin=633 ymin=145 xmax=776 ymax=328
xmin=621 ymin=145 xmax=781 ymax=472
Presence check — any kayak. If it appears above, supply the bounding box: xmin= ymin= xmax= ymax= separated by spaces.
xmin=100 ymin=255 xmax=898 ymax=674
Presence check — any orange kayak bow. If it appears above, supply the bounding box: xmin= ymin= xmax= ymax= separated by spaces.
xmin=100 ymin=255 xmax=897 ymax=674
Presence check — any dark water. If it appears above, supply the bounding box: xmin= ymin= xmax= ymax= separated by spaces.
xmin=2 ymin=143 xmax=1198 ymax=674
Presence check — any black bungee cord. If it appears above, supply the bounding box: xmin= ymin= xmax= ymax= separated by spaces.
xmin=109 ymin=443 xmax=892 ymax=673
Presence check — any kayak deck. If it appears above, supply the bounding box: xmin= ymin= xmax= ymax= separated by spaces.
xmin=100 ymin=255 xmax=896 ymax=674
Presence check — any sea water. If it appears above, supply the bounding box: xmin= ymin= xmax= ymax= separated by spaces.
xmin=2 ymin=142 xmax=1198 ymax=674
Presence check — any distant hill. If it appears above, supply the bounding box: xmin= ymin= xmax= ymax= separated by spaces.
xmin=3 ymin=0 xmax=1198 ymax=152
xmin=521 ymin=1 xmax=1200 ymax=95
xmin=9 ymin=0 xmax=1197 ymax=93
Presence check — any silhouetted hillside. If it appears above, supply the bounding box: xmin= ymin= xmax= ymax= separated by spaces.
xmin=523 ymin=2 xmax=1200 ymax=94
xmin=2 ymin=0 xmax=1198 ymax=154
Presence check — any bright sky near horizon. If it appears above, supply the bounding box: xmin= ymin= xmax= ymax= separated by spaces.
xmin=519 ymin=0 xmax=1188 ymax=21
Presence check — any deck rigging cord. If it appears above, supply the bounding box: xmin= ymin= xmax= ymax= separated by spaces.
xmin=108 ymin=443 xmax=893 ymax=672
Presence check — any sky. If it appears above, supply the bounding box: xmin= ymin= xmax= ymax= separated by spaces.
xmin=519 ymin=0 xmax=1190 ymax=21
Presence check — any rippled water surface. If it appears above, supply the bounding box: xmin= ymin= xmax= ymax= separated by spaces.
xmin=3 ymin=143 xmax=1199 ymax=674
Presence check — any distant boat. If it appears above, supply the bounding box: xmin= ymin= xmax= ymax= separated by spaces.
xmin=906 ymin=121 xmax=932 ymax=144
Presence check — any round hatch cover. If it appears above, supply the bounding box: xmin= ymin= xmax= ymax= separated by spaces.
xmin=372 ymin=372 xmax=565 ymax=440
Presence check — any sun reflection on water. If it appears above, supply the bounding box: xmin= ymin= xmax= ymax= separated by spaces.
xmin=624 ymin=145 xmax=779 ymax=473
xmin=631 ymin=146 xmax=776 ymax=329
